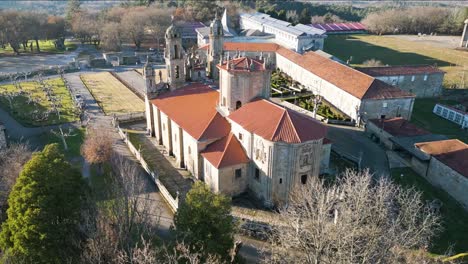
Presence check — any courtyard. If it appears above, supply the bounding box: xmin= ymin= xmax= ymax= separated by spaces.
xmin=0 ymin=77 xmax=78 ymax=126
xmin=80 ymin=72 xmax=144 ymax=115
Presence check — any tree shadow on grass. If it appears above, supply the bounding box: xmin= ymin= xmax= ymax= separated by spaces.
xmin=324 ymin=35 xmax=452 ymax=67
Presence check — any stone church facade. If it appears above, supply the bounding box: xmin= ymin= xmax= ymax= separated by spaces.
xmin=144 ymin=18 xmax=330 ymax=207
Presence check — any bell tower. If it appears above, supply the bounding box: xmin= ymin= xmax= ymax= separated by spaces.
xmin=165 ymin=19 xmax=185 ymax=90
xmin=207 ymin=11 xmax=224 ymax=80
xmin=143 ymin=58 xmax=157 ymax=136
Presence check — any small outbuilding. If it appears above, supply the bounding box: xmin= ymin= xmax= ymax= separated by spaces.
xmin=356 ymin=65 xmax=445 ymax=98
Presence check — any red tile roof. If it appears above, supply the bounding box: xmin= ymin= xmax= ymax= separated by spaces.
xmin=228 ymin=99 xmax=327 ymax=143
xmin=415 ymin=139 xmax=468 ymax=178
xmin=198 ymin=42 xmax=280 ymax=52
xmin=151 ymin=83 xmax=230 ymax=141
xmin=217 ymin=57 xmax=266 ymax=72
xmin=368 ymin=117 xmax=430 ymax=137
xmin=201 ymin=133 xmax=249 ymax=169
xmin=356 ymin=65 xmax=445 ymax=76
xmin=277 ymin=47 xmax=414 ymax=100
xmin=223 ymin=42 xmax=279 ymax=52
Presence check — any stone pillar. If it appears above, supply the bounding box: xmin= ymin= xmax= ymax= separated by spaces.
xmin=0 ymin=123 xmax=7 ymax=150
xmin=460 ymin=19 xmax=468 ymax=48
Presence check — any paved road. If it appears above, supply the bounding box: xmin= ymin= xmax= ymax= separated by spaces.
xmin=326 ymin=124 xmax=389 ymax=177
xmin=63 ymin=72 xmax=175 ymax=237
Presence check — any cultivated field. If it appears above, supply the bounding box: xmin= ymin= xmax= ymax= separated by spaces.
xmin=80 ymin=72 xmax=144 ymax=115
xmin=0 ymin=77 xmax=78 ymax=126
xmin=325 ymin=35 xmax=468 ymax=89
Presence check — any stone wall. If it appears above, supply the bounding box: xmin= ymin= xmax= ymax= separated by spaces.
xmin=360 ymin=97 xmax=414 ymax=121
xmin=365 ymin=121 xmax=395 ymax=149
xmin=411 ymin=157 xmax=429 ymax=177
xmin=426 ymin=157 xmax=468 ymax=210
xmin=320 ymin=143 xmax=332 ymax=174
xmin=375 ymin=73 xmax=444 ymax=98
xmin=218 ymin=163 xmax=249 ymax=196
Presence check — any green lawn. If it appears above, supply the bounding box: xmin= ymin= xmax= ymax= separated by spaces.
xmin=37 ymin=127 xmax=85 ymax=159
xmin=391 ymin=168 xmax=468 ymax=255
xmin=324 ymin=35 xmax=468 ymax=89
xmin=0 ymin=40 xmax=77 ymax=55
xmin=0 ymin=78 xmax=79 ymax=127
xmin=411 ymin=98 xmax=468 ymax=144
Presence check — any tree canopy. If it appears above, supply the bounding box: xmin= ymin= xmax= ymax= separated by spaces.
xmin=174 ymin=182 xmax=235 ymax=261
xmin=0 ymin=144 xmax=88 ymax=264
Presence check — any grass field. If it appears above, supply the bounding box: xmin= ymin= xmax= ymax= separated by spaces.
xmin=0 ymin=78 xmax=78 ymax=127
xmin=38 ymin=127 xmax=85 ymax=159
xmin=411 ymin=98 xmax=468 ymax=144
xmin=80 ymin=72 xmax=144 ymax=115
xmin=324 ymin=35 xmax=468 ymax=89
xmin=391 ymin=168 xmax=468 ymax=255
xmin=0 ymin=40 xmax=77 ymax=55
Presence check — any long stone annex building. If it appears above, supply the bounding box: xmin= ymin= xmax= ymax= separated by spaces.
xmin=143 ymin=18 xmax=331 ymax=207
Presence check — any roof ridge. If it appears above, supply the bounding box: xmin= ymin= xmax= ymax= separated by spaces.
xmin=284 ymin=110 xmax=301 ymax=142
xmin=216 ymin=133 xmax=233 ymax=167
xmin=199 ymin=111 xmax=220 ymax=138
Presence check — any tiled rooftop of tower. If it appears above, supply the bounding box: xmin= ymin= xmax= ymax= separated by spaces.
xmin=217 ymin=57 xmax=267 ymax=72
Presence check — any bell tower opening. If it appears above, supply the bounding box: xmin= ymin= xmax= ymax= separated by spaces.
xmin=236 ymin=101 xmax=242 ymax=110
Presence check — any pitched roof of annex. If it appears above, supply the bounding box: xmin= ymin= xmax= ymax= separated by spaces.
xmin=201 ymin=133 xmax=249 ymax=169
xmin=368 ymin=117 xmax=430 ymax=137
xmin=151 ymin=83 xmax=230 ymax=141
xmin=415 ymin=139 xmax=468 ymax=178
xmin=276 ymin=47 xmax=415 ymax=100
xmin=198 ymin=42 xmax=280 ymax=52
xmin=228 ymin=99 xmax=327 ymax=144
xmin=356 ymin=65 xmax=445 ymax=76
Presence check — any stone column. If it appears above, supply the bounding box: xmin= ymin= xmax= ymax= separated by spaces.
xmin=0 ymin=124 xmax=7 ymax=150
xmin=460 ymin=19 xmax=468 ymax=48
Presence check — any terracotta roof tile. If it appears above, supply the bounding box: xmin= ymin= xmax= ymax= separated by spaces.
xmin=217 ymin=57 xmax=266 ymax=72
xmin=151 ymin=83 xmax=229 ymax=141
xmin=362 ymin=79 xmax=414 ymax=100
xmin=356 ymin=65 xmax=445 ymax=76
xmin=228 ymin=99 xmax=327 ymax=143
xmin=415 ymin=139 xmax=468 ymax=178
xmin=201 ymin=133 xmax=249 ymax=169
xmin=276 ymin=47 xmax=414 ymax=100
xmin=199 ymin=42 xmax=279 ymax=52
xmin=368 ymin=117 xmax=430 ymax=137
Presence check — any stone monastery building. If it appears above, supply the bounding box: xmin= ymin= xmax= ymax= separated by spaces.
xmin=144 ymin=16 xmax=330 ymax=207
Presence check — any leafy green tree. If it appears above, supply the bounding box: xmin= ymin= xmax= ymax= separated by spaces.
xmin=298 ymin=8 xmax=311 ymax=24
xmin=0 ymin=144 xmax=88 ymax=264
xmin=174 ymin=182 xmax=235 ymax=260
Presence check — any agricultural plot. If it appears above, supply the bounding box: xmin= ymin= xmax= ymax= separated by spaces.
xmin=80 ymin=72 xmax=144 ymax=115
xmin=0 ymin=77 xmax=78 ymax=126
xmin=324 ymin=35 xmax=468 ymax=89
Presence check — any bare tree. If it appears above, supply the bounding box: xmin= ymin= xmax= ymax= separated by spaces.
xmin=264 ymin=170 xmax=441 ymax=264
xmin=0 ymin=143 xmax=32 ymax=218
xmin=50 ymin=126 xmax=77 ymax=151
xmin=81 ymin=152 xmax=158 ymax=264
xmin=81 ymin=128 xmax=114 ymax=173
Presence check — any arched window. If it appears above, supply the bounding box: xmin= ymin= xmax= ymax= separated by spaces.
xmin=174 ymin=45 xmax=178 ymax=59
xmin=236 ymin=101 xmax=242 ymax=110
xmin=175 ymin=66 xmax=180 ymax=79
